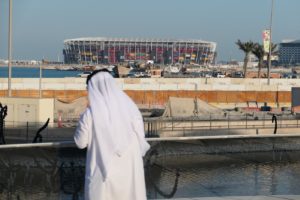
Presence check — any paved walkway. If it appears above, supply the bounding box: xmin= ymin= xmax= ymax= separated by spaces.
xmin=152 ymin=195 xmax=300 ymax=200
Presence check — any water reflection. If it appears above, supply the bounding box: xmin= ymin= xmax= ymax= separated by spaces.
xmin=145 ymin=149 xmax=180 ymax=199
xmin=0 ymin=148 xmax=85 ymax=200
xmin=146 ymin=153 xmax=300 ymax=199
xmin=1 ymin=141 xmax=300 ymax=199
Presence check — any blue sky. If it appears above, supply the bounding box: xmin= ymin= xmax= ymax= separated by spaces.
xmin=0 ymin=0 xmax=299 ymax=62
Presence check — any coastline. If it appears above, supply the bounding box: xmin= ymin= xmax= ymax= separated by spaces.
xmin=0 ymin=64 xmax=65 ymax=69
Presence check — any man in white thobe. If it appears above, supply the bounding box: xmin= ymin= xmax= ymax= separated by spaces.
xmin=74 ymin=70 xmax=150 ymax=200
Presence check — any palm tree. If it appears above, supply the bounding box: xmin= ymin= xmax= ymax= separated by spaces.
xmin=252 ymin=43 xmax=265 ymax=78
xmin=252 ymin=43 xmax=278 ymax=78
xmin=236 ymin=40 xmax=255 ymax=78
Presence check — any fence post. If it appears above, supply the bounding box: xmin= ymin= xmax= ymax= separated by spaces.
xmin=227 ymin=113 xmax=230 ymax=129
xmin=147 ymin=122 xmax=150 ymax=137
xmin=0 ymin=104 xmax=7 ymax=144
xmin=26 ymin=122 xmax=29 ymax=143
xmin=263 ymin=113 xmax=265 ymax=128
xmin=155 ymin=120 xmax=157 ymax=136
xmin=210 ymin=114 xmax=212 ymax=130
xmin=246 ymin=114 xmax=248 ymax=129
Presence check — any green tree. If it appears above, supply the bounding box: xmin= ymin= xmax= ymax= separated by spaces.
xmin=236 ymin=40 xmax=255 ymax=78
xmin=252 ymin=43 xmax=265 ymax=78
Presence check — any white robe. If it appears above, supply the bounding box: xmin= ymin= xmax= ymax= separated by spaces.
xmin=74 ymin=72 xmax=150 ymax=200
xmin=74 ymin=108 xmax=149 ymax=200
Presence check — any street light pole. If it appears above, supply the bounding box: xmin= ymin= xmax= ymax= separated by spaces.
xmin=267 ymin=0 xmax=274 ymax=85
xmin=39 ymin=63 xmax=42 ymax=98
xmin=8 ymin=0 xmax=12 ymax=97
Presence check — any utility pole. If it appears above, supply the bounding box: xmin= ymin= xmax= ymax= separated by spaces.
xmin=7 ymin=0 xmax=13 ymax=96
xmin=267 ymin=0 xmax=274 ymax=85
xmin=39 ymin=63 xmax=42 ymax=98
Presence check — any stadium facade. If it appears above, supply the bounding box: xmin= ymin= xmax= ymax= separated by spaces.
xmin=279 ymin=39 xmax=300 ymax=65
xmin=63 ymin=37 xmax=217 ymax=65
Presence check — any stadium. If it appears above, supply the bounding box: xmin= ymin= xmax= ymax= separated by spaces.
xmin=63 ymin=37 xmax=217 ymax=65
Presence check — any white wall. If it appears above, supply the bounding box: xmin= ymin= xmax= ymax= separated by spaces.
xmin=0 ymin=78 xmax=300 ymax=91
xmin=0 ymin=97 xmax=54 ymax=125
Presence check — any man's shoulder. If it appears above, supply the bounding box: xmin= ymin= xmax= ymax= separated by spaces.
xmin=80 ymin=107 xmax=92 ymax=119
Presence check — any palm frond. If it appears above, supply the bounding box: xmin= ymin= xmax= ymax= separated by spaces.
xmin=252 ymin=43 xmax=265 ymax=59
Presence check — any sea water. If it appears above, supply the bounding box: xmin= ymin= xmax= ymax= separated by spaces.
xmin=0 ymin=67 xmax=80 ymax=78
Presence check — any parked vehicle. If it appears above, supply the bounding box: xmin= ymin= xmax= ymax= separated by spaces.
xmin=204 ymin=72 xmax=212 ymax=78
xmin=282 ymin=73 xmax=297 ymax=79
xmin=77 ymin=71 xmax=92 ymax=78
xmin=212 ymin=71 xmax=225 ymax=78
xmin=127 ymin=69 xmax=150 ymax=78
xmin=231 ymin=71 xmax=244 ymax=78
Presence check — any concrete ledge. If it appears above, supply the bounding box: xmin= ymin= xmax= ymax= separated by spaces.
xmin=147 ymin=133 xmax=300 ymax=141
xmin=0 ymin=77 xmax=300 ymax=91
xmin=151 ymin=195 xmax=300 ymax=200
xmin=2 ymin=133 xmax=300 ymax=149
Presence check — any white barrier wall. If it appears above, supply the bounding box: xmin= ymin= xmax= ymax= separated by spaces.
xmin=1 ymin=78 xmax=300 ymax=91
xmin=0 ymin=97 xmax=54 ymax=124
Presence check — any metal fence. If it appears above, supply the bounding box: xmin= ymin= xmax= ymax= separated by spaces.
xmin=2 ymin=121 xmax=75 ymax=144
xmin=144 ymin=113 xmax=300 ymax=137
xmin=1 ymin=112 xmax=300 ymax=143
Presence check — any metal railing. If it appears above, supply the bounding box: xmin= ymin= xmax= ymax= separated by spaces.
xmin=3 ymin=121 xmax=75 ymax=144
xmin=144 ymin=113 xmax=300 ymax=137
xmin=1 ymin=112 xmax=300 ymax=143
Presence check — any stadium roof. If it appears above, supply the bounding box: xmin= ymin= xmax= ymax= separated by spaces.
xmin=64 ymin=37 xmax=216 ymax=45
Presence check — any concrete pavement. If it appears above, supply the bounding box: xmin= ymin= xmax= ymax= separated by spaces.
xmin=152 ymin=195 xmax=300 ymax=200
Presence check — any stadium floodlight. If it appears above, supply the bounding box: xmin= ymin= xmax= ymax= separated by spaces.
xmin=267 ymin=0 xmax=274 ymax=85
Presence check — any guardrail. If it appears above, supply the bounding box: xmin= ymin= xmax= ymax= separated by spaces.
xmin=144 ymin=113 xmax=300 ymax=137
xmin=2 ymin=112 xmax=300 ymax=142
xmin=3 ymin=133 xmax=300 ymax=149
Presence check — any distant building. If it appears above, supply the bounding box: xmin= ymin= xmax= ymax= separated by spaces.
xmin=279 ymin=39 xmax=300 ymax=66
xmin=42 ymin=59 xmax=63 ymax=65
xmin=63 ymin=37 xmax=217 ymax=65
xmin=0 ymin=60 xmax=41 ymax=65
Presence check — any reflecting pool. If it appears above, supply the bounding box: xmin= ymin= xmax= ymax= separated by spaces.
xmin=1 ymin=140 xmax=300 ymax=199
